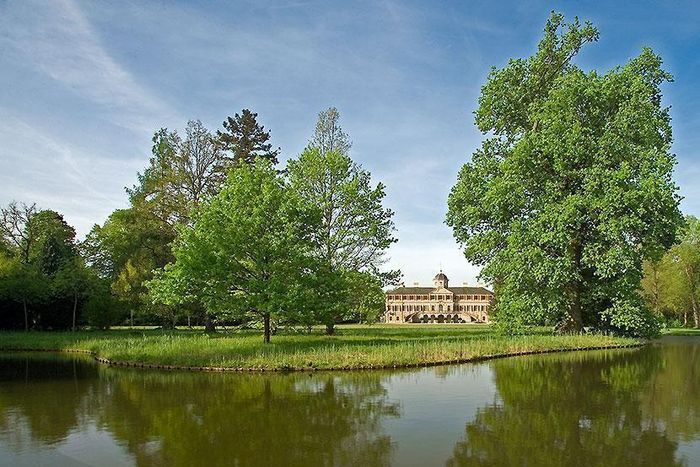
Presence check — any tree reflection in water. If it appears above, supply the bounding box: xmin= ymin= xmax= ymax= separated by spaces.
xmin=0 ymin=354 xmax=399 ymax=466
xmin=447 ymin=341 xmax=699 ymax=467
xmin=1 ymin=339 xmax=698 ymax=467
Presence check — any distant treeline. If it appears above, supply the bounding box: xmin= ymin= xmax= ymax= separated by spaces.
xmin=0 ymin=108 xmax=398 ymax=341
xmin=642 ymin=216 xmax=700 ymax=328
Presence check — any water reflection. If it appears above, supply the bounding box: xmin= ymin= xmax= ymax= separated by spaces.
xmin=0 ymin=338 xmax=698 ymax=466
xmin=0 ymin=354 xmax=399 ymax=466
xmin=447 ymin=341 xmax=699 ymax=467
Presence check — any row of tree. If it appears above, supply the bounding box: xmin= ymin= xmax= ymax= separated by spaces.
xmin=1 ymin=108 xmax=398 ymax=339
xmin=0 ymin=204 xmax=108 ymax=331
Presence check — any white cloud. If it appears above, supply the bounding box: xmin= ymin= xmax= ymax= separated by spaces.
xmin=0 ymin=0 xmax=180 ymax=133
xmin=0 ymin=112 xmax=142 ymax=236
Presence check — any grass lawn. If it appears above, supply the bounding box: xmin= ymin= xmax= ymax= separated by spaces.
xmin=0 ymin=324 xmax=642 ymax=371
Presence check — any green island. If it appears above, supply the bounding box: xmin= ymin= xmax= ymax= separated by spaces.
xmin=0 ymin=325 xmax=644 ymax=371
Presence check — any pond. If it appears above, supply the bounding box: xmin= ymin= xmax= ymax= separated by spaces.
xmin=0 ymin=337 xmax=698 ymax=466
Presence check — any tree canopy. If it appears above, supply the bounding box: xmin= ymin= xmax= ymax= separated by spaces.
xmin=286 ymin=108 xmax=397 ymax=334
xmin=446 ymin=12 xmax=682 ymax=337
xmin=217 ymin=109 xmax=280 ymax=166
xmin=149 ymin=160 xmax=316 ymax=342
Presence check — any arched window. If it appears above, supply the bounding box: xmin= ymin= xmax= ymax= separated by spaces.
xmin=438 ymin=304 xmax=443 ymax=312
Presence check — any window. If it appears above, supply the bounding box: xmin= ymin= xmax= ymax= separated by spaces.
xmin=431 ymin=305 xmax=435 ymax=311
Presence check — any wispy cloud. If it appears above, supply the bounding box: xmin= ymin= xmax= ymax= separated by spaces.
xmin=0 ymin=111 xmax=142 ymax=235
xmin=0 ymin=0 xmax=180 ymax=133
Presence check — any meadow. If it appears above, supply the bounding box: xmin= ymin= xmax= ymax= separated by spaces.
xmin=0 ymin=324 xmax=644 ymax=371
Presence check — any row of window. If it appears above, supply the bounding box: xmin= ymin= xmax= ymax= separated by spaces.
xmin=387 ymin=314 xmax=486 ymax=322
xmin=387 ymin=294 xmax=489 ymax=301
xmin=387 ymin=304 xmax=488 ymax=312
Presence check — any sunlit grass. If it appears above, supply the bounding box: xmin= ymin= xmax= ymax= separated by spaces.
xmin=0 ymin=325 xmax=641 ymax=370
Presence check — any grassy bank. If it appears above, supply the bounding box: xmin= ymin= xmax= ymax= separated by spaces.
xmin=0 ymin=325 xmax=642 ymax=371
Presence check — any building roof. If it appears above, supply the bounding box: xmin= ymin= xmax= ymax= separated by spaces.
xmin=434 ymin=272 xmax=448 ymax=281
xmin=387 ymin=286 xmax=493 ymax=295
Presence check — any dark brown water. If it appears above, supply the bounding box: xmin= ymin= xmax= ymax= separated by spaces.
xmin=0 ymin=337 xmax=698 ymax=466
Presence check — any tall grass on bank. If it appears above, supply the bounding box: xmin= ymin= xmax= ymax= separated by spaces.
xmin=0 ymin=325 xmax=641 ymax=371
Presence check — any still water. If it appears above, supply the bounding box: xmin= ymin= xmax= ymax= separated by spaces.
xmin=0 ymin=337 xmax=698 ymax=466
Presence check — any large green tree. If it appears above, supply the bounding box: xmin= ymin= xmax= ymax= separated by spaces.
xmin=446 ymin=13 xmax=682 ymax=337
xmin=288 ymin=121 xmax=397 ymax=334
xmin=127 ymin=120 xmax=226 ymax=228
xmin=86 ymin=121 xmax=227 ymax=328
xmin=83 ymin=207 xmax=174 ymax=325
xmin=149 ymin=160 xmax=315 ymax=343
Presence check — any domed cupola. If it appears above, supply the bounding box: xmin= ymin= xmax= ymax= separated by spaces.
xmin=433 ymin=270 xmax=449 ymax=289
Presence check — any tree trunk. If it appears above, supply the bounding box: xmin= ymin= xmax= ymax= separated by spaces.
xmin=325 ymin=322 xmax=335 ymax=335
xmin=562 ymin=239 xmax=584 ymax=333
xmin=204 ymin=314 xmax=216 ymax=333
xmin=263 ymin=312 xmax=271 ymax=344
xmin=23 ymin=297 xmax=28 ymax=332
xmin=72 ymin=289 xmax=78 ymax=332
xmin=563 ymin=282 xmax=584 ymax=333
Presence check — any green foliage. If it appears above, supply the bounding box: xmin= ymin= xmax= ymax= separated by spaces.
xmin=344 ymin=271 xmax=386 ymax=324
xmin=217 ymin=109 xmax=280 ymax=165
xmin=149 ymin=160 xmax=316 ymax=342
xmin=0 ymin=204 xmax=98 ymax=330
xmin=641 ymin=216 xmax=700 ymax=327
xmin=447 ymin=12 xmax=682 ymax=338
xmin=82 ymin=278 xmax=126 ymax=329
xmin=84 ymin=207 xmax=174 ymax=314
xmin=127 ymin=121 xmax=226 ymax=227
xmin=310 ymin=107 xmax=352 ymax=156
xmin=287 ymin=145 xmax=397 ymax=333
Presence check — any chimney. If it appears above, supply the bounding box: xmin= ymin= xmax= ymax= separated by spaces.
xmin=413 ymin=282 xmax=420 ymax=286
xmin=462 ymin=282 xmax=468 ymax=286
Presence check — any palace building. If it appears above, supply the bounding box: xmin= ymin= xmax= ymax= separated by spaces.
xmin=384 ymin=271 xmax=494 ymax=324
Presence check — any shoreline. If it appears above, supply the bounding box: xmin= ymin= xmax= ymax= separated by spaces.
xmin=0 ymin=340 xmax=646 ymax=373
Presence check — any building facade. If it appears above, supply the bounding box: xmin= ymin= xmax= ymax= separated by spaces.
xmin=384 ymin=271 xmax=494 ymax=324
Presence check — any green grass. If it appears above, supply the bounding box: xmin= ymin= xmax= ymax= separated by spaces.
xmin=0 ymin=325 xmax=642 ymax=371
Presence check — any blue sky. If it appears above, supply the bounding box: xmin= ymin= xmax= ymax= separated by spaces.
xmin=1 ymin=0 xmax=698 ymax=286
